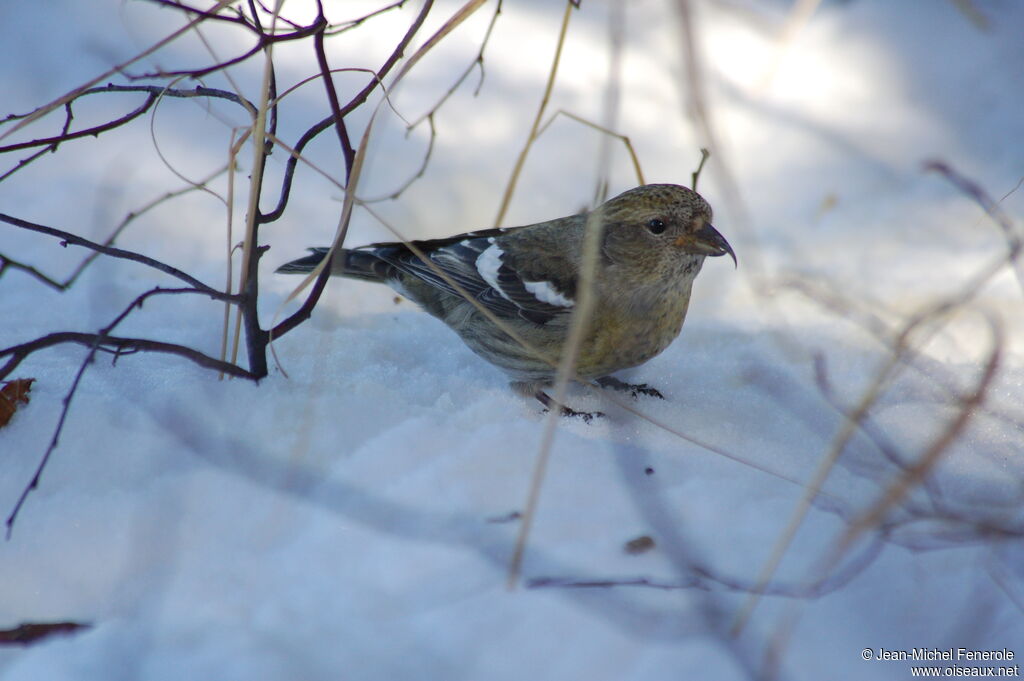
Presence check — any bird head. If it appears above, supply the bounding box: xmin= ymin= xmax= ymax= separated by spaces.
xmin=598 ymin=184 xmax=737 ymax=271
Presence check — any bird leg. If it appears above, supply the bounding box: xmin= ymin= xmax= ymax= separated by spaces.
xmin=510 ymin=382 xmax=604 ymax=421
xmin=532 ymin=387 xmax=602 ymax=419
xmin=536 ymin=391 xmax=604 ymax=422
xmin=596 ymin=376 xmax=665 ymax=400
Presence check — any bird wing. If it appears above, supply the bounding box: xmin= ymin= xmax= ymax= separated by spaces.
xmin=361 ymin=227 xmax=577 ymax=326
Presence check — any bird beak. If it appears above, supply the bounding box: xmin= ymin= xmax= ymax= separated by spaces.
xmin=674 ymin=222 xmax=737 ymax=268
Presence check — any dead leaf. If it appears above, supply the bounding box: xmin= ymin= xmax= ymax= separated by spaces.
xmin=0 ymin=378 xmax=35 ymax=428
xmin=0 ymin=621 xmax=90 ymax=646
xmin=624 ymin=535 xmax=656 ymax=555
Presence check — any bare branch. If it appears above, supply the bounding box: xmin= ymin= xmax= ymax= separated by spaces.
xmin=0 ymin=213 xmax=223 ymax=294
xmin=1 ymin=85 xmax=256 ymax=181
xmin=0 ymin=0 xmax=238 ymax=144
xmin=824 ymin=316 xmax=1002 ymax=570
xmin=494 ymin=0 xmax=576 ymax=227
xmin=0 ymin=102 xmax=73 ymax=182
xmin=267 ymin=0 xmax=440 ymax=343
xmin=0 ymin=94 xmax=155 ymax=154
xmin=312 ymin=12 xmax=355 ymax=179
xmin=0 ymin=253 xmax=66 ymax=290
xmin=144 ymin=0 xmax=253 ymax=27
xmin=325 ymin=0 xmax=408 ymax=35
xmin=528 ymin=532 xmax=884 ymax=599
xmin=360 ymin=114 xmax=437 ymax=203
xmin=1 ymin=331 xmax=256 ymax=386
xmin=261 ymin=0 xmax=435 ymax=223
xmin=925 ymin=160 xmax=1024 ymax=295
xmin=406 ymin=0 xmax=503 ymax=130
xmin=533 ymin=109 xmax=646 ymax=188
xmin=690 ymin=147 xmax=709 ymax=191
xmin=128 ymin=20 xmax=325 ymax=81
xmin=3 ymin=286 xmax=256 ymax=537
xmin=0 ymin=328 xmax=259 ymax=501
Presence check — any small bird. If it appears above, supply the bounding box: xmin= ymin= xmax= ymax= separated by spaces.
xmin=278 ymin=184 xmax=735 ymax=419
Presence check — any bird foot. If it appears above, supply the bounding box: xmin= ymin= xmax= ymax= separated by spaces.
xmin=596 ymin=376 xmax=665 ymax=400
xmin=534 ymin=391 xmax=604 ymax=423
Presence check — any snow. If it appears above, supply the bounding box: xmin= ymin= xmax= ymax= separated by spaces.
xmin=2 ymin=0 xmax=1023 ymax=679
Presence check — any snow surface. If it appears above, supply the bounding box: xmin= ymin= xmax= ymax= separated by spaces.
xmin=2 ymin=1 xmax=1023 ymax=679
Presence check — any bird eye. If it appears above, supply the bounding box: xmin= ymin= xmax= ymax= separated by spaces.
xmin=646 ymin=218 xmax=666 ymax=235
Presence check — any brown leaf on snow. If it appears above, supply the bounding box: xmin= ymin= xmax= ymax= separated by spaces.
xmin=0 ymin=378 xmax=35 ymax=429
xmin=0 ymin=621 xmax=91 ymax=646
xmin=623 ymin=535 xmax=656 ymax=555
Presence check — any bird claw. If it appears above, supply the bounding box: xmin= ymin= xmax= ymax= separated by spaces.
xmin=545 ymin=406 xmax=605 ymax=423
xmin=561 ymin=405 xmax=606 ymax=421
xmin=535 ymin=390 xmax=604 ymax=423
xmin=628 ymin=384 xmax=664 ymax=400
xmin=596 ymin=376 xmax=665 ymax=400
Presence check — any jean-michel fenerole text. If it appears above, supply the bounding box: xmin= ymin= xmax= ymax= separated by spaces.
xmin=873 ymin=648 xmax=1015 ymax=662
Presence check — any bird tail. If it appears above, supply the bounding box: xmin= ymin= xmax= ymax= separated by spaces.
xmin=276 ymin=247 xmax=393 ymax=283
xmin=276 ymin=247 xmax=331 ymax=274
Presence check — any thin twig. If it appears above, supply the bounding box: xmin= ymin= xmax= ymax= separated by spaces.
xmin=270 ymin=0 xmax=486 ymax=345
xmin=0 ymin=94 xmax=156 ymax=154
xmin=733 ymin=165 xmax=1018 ymax=634
xmin=690 ymin=147 xmax=709 ymax=191
xmin=325 ymin=0 xmax=407 ymax=35
xmin=493 ymin=0 xmax=575 ymax=227
xmin=779 ymin=274 xmax=1024 ymax=433
xmin=592 ymin=2 xmax=624 ymax=206
xmin=528 ymin=533 xmax=885 ymax=599
xmin=361 ymin=113 xmax=437 ymax=203
xmin=948 ymin=0 xmax=990 ymax=30
xmin=260 ymin=0 xmax=434 ymax=224
xmin=0 ymin=84 xmax=254 ymax=182
xmin=759 ymin=0 xmax=822 ymax=89
xmin=221 ymin=129 xmax=243 ymax=376
xmin=3 ymin=285 xmax=254 ymax=538
xmin=406 ymin=0 xmax=503 ymax=131
xmin=822 ymin=316 xmax=1002 ymax=573
xmin=127 ymin=21 xmax=324 ymax=80
xmin=144 ymin=0 xmax=253 ymax=27
xmin=0 ymin=331 xmax=254 ymax=386
xmin=0 ymin=213 xmax=222 ymax=293
xmin=534 ymin=110 xmax=646 ymax=188
xmin=229 ymin=0 xmax=282 ymax=377
xmin=65 ymin=169 xmax=237 ymax=290
xmin=925 ymin=160 xmax=1024 ymax=295
xmin=0 ymin=253 xmax=66 ymax=290
xmin=0 ymin=0 xmax=236 ymax=143
xmin=507 ymin=205 xmax=604 ymax=589
xmin=674 ymin=0 xmax=762 ymax=278
xmin=0 ymin=102 xmax=73 ymax=182
xmin=313 ymin=10 xmax=354 ymax=180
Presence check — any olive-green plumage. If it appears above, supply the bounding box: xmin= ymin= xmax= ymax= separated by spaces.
xmin=278 ymin=184 xmax=735 ymax=417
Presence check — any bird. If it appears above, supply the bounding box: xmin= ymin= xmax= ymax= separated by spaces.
xmin=277 ymin=183 xmax=735 ymax=420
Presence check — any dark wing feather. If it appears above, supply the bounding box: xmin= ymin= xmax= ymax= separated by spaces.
xmin=360 ymin=230 xmax=574 ymax=325
xmin=362 ymin=226 xmax=512 ymax=251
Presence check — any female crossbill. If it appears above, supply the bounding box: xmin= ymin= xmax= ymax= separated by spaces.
xmin=279 ymin=184 xmax=735 ymax=418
